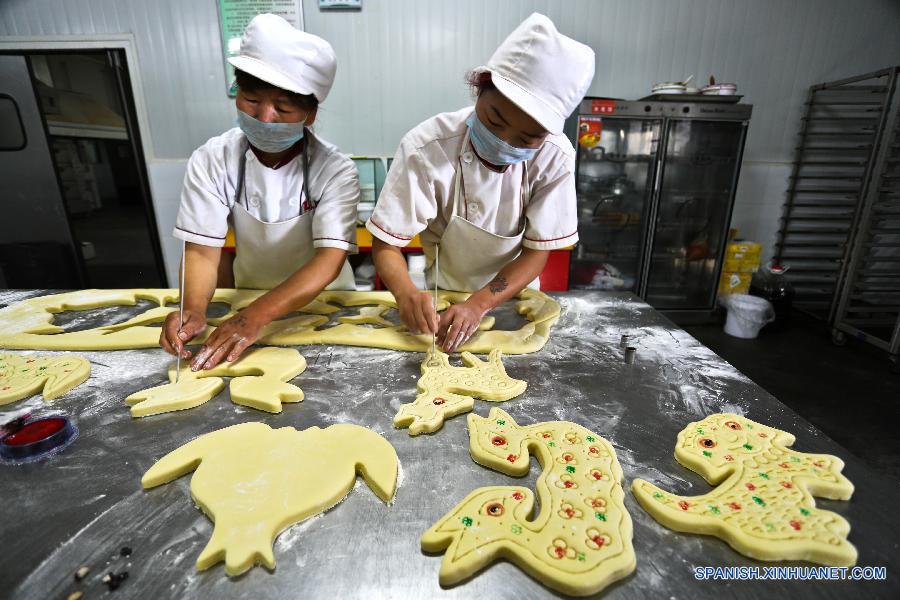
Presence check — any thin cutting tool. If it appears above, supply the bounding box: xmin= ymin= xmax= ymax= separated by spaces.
xmin=432 ymin=245 xmax=439 ymax=354
xmin=175 ymin=239 xmax=186 ymax=383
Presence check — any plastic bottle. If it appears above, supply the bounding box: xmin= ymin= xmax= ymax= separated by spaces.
xmin=749 ymin=264 xmax=795 ymax=331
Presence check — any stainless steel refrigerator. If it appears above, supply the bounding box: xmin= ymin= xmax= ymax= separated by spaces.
xmin=565 ymin=98 xmax=752 ymax=316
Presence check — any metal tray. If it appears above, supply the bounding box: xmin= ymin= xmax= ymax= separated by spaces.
xmin=639 ymin=93 xmax=744 ymax=103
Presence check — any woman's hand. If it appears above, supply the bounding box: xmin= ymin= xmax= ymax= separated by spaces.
xmin=437 ymin=299 xmax=487 ymax=353
xmin=159 ymin=309 xmax=207 ymax=359
xmin=189 ymin=309 xmax=267 ymax=371
xmin=397 ymin=290 xmax=440 ymax=335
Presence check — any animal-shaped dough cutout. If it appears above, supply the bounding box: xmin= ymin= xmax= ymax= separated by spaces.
xmin=125 ymin=347 xmax=306 ymax=417
xmin=393 ymin=349 xmax=526 ymax=436
xmin=422 ymin=408 xmax=635 ymax=596
xmin=0 ymin=288 xmax=559 ymax=355
xmin=142 ymin=421 xmax=398 ymax=576
xmin=632 ymin=413 xmax=857 ymax=566
xmin=0 ymin=353 xmax=90 ymax=405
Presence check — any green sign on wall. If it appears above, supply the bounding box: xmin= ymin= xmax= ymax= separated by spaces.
xmin=217 ymin=0 xmax=305 ymax=97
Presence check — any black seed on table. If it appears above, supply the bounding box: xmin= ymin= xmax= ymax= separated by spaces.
xmin=104 ymin=571 xmax=129 ymax=591
xmin=120 ymin=546 xmax=132 ymax=557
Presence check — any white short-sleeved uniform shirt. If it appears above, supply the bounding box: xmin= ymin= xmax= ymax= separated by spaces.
xmin=174 ymin=127 xmax=358 ymax=252
xmin=366 ymin=107 xmax=578 ymax=251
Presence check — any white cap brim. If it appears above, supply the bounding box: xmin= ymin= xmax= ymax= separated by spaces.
xmin=228 ymin=55 xmax=317 ymax=98
xmin=481 ymin=67 xmax=565 ymax=135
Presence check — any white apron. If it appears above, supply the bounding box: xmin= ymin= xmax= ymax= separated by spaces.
xmin=232 ymin=137 xmax=356 ymax=290
xmin=424 ymin=129 xmax=538 ymax=292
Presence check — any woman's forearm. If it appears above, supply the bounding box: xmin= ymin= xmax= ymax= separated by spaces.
xmin=372 ymin=238 xmax=419 ymax=299
xmin=243 ymin=247 xmax=347 ymax=322
xmin=183 ymin=242 xmax=221 ymax=314
xmin=467 ymin=248 xmax=549 ymax=313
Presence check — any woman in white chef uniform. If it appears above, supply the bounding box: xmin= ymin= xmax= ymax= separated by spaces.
xmin=367 ymin=13 xmax=595 ymax=352
xmin=160 ymin=14 xmax=358 ymax=370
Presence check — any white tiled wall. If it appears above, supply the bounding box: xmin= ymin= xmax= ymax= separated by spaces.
xmin=145 ymin=160 xmax=188 ymax=286
xmin=731 ymin=161 xmax=794 ymax=264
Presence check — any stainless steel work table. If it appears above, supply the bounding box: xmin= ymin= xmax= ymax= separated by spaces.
xmin=1 ymin=290 xmax=898 ymax=599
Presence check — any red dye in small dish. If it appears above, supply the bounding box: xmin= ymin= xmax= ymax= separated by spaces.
xmin=5 ymin=417 xmax=67 ymax=445
xmin=1 ymin=416 xmax=76 ymax=462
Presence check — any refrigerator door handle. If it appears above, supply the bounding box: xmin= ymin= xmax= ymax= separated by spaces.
xmin=638 ymin=121 xmax=669 ymax=297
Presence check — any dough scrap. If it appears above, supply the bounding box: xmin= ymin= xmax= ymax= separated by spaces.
xmin=393 ymin=349 xmax=526 ymax=436
xmin=477 ymin=316 xmax=496 ymax=331
xmin=142 ymin=421 xmax=398 ymax=576
xmin=337 ymin=305 xmax=394 ymax=327
xmin=0 ymin=288 xmax=560 ymax=355
xmin=0 ymin=353 xmax=91 ymax=405
xmin=631 ymin=413 xmax=857 ymax=566
xmin=125 ymin=347 xmax=306 ymax=417
xmin=335 ymin=305 xmax=497 ymax=331
xmin=422 ymin=408 xmax=635 ymax=596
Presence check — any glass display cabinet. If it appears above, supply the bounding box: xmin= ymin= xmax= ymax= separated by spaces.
xmin=565 ymin=98 xmax=752 ymax=315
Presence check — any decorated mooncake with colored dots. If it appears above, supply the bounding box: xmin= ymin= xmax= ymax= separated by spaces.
xmin=421 ymin=408 xmax=636 ymax=596
xmin=632 ymin=413 xmax=857 ymax=566
xmin=0 ymin=352 xmax=90 ymax=405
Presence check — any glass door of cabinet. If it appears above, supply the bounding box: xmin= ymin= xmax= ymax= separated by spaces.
xmin=644 ymin=119 xmax=747 ymax=309
xmin=570 ymin=116 xmax=661 ymax=291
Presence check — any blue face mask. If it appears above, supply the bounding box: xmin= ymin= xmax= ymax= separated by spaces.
xmin=237 ymin=110 xmax=305 ymax=153
xmin=466 ymin=112 xmax=539 ymax=166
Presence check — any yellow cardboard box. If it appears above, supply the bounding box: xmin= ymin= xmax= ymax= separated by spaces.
xmin=724 ymin=241 xmax=762 ymax=274
xmin=724 ymin=257 xmax=760 ymax=273
xmin=726 ymin=242 xmax=761 ymax=260
xmin=718 ymin=271 xmax=752 ymax=295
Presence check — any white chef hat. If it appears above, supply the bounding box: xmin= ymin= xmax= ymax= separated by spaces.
xmin=474 ymin=13 xmax=595 ymax=134
xmin=228 ymin=13 xmax=337 ymax=103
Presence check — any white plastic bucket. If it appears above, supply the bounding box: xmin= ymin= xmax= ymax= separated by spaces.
xmin=722 ymin=294 xmax=774 ymax=339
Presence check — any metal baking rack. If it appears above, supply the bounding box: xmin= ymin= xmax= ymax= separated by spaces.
xmin=831 ymin=70 xmax=900 ymax=366
xmin=775 ymin=68 xmax=900 ymax=322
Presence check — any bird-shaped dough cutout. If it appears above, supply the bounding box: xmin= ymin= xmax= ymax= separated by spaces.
xmin=0 ymin=353 xmax=90 ymax=406
xmin=142 ymin=421 xmax=399 ymax=576
xmin=393 ymin=349 xmax=526 ymax=436
xmin=632 ymin=413 xmax=857 ymax=565
xmin=422 ymin=408 xmax=636 ymax=596
xmin=125 ymin=347 xmax=306 ymax=417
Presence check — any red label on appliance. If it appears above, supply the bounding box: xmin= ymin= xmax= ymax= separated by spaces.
xmin=577 ymin=116 xmax=603 ymax=149
xmin=591 ymin=99 xmax=616 ymax=114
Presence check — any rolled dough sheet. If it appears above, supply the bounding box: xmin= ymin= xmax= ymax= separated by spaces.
xmin=0 ymin=288 xmax=560 ymax=355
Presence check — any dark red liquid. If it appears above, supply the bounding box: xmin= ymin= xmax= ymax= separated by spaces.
xmin=4 ymin=417 xmax=66 ymax=446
